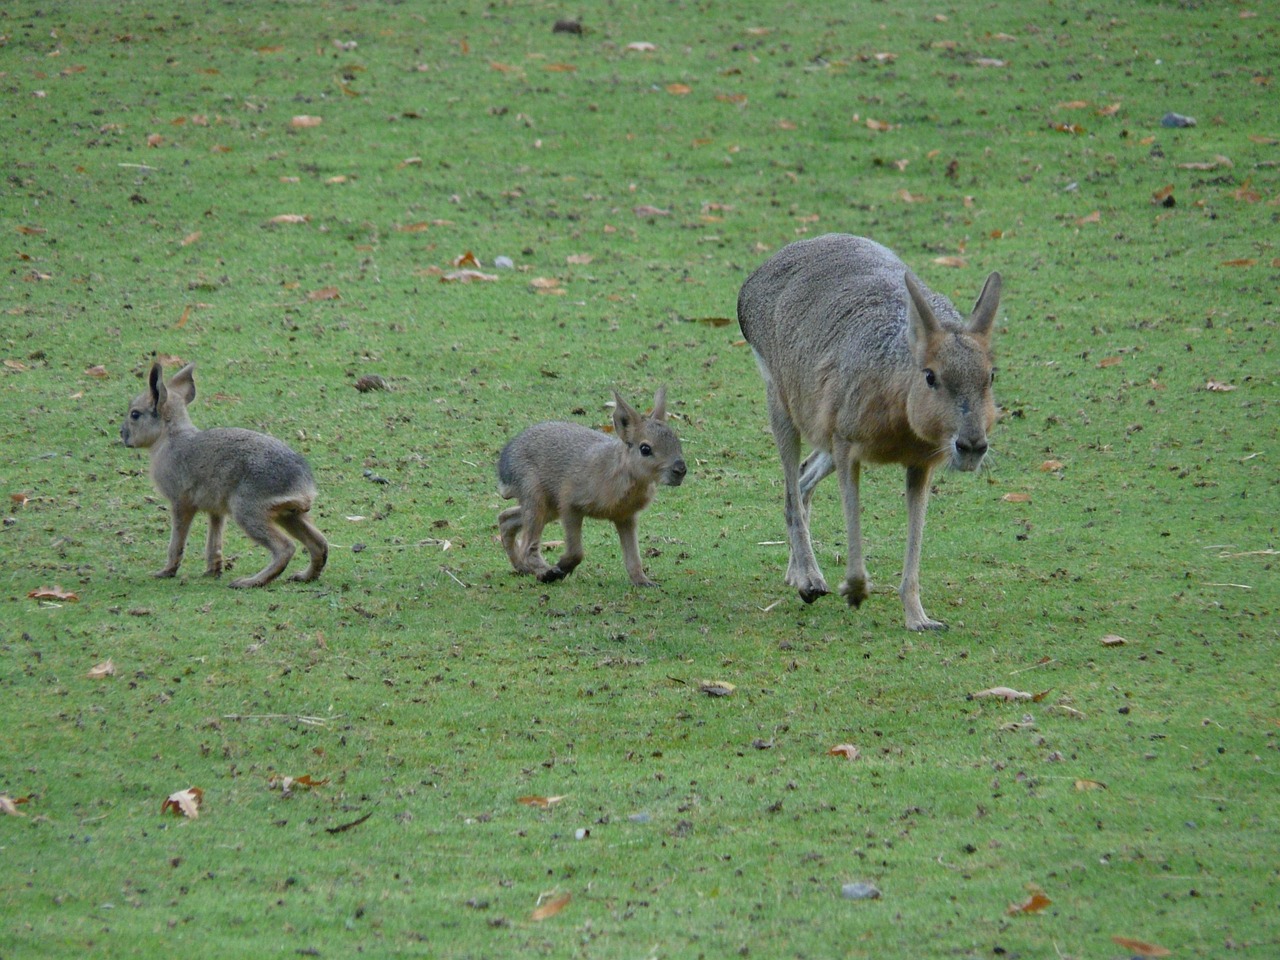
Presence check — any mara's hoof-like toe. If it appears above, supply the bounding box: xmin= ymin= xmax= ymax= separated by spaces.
xmin=908 ymin=617 xmax=949 ymax=632
xmin=838 ymin=579 xmax=871 ymax=608
xmin=152 ymin=568 xmax=178 ymax=580
xmin=798 ymin=584 xmax=829 ymax=604
xmin=229 ymin=577 xmax=268 ymax=589
xmin=537 ymin=567 xmax=568 ymax=583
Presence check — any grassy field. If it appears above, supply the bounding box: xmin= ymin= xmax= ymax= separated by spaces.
xmin=2 ymin=0 xmax=1277 ymax=957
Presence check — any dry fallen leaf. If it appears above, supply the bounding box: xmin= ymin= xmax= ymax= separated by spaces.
xmin=517 ymin=795 xmax=566 ymax=809
xmin=566 ymin=253 xmax=594 ymax=265
xmin=1001 ymin=492 xmax=1032 ymax=504
xmin=1220 ymin=258 xmax=1257 ymax=268
xmin=11 ymin=492 xmax=31 ymax=507
xmin=452 ymin=251 xmax=481 ymax=268
xmin=1098 ymin=355 xmax=1123 ymax=368
xmin=1111 ymin=936 xmax=1172 ymax=957
xmin=971 ymin=686 xmax=1033 ymax=702
xmin=699 ymin=680 xmax=736 ymax=697
xmin=267 ymin=214 xmax=311 ymax=225
xmin=291 ymin=115 xmax=323 ymax=128
xmin=1006 ymin=887 xmax=1052 ymax=915
xmin=531 ymin=892 xmax=571 ymax=921
xmin=161 ymin=786 xmax=203 ymax=819
xmin=1100 ymin=634 xmax=1127 ymax=646
xmin=1074 ymin=778 xmax=1108 ymax=791
xmin=1039 ymin=460 xmax=1065 ymax=472
xmin=626 ymin=41 xmax=657 ymax=52
xmin=268 ymin=774 xmax=330 ymax=795
xmin=181 ymin=231 xmax=202 ymax=247
xmin=4 ymin=359 xmax=29 ymax=371
xmin=0 ymin=795 xmax=30 ymax=817
xmin=307 ymin=286 xmax=341 ymax=302
xmin=28 ymin=585 xmax=79 ymax=602
xmin=440 ymin=269 xmax=498 ymax=283
xmin=633 ymin=204 xmax=671 ymax=217
xmin=84 ymin=364 xmax=109 ymax=379
xmin=1205 ymin=380 xmax=1237 ymax=392
xmin=88 ymin=658 xmax=116 ymax=679
xmin=529 ymin=277 xmax=563 ymax=293
xmin=828 ymin=744 xmax=860 ymax=760
xmin=665 ymin=83 xmax=692 ymax=95
xmin=933 ymin=255 xmax=968 ymax=268
xmin=866 ymin=118 xmax=894 ymax=132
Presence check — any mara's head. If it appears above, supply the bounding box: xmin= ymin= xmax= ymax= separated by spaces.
xmin=120 ymin=361 xmax=196 ymax=448
xmin=904 ymin=271 xmax=1002 ymax=472
xmin=613 ymin=387 xmax=688 ymax=487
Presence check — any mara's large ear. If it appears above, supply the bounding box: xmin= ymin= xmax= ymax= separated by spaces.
xmin=966 ymin=271 xmax=1002 ymax=339
xmin=648 ymin=386 xmax=668 ymax=422
xmin=904 ymin=272 xmax=942 ymax=360
xmin=612 ymin=390 xmax=641 ymax=444
xmin=149 ymin=361 xmax=167 ymax=409
xmin=168 ymin=363 xmax=197 ymax=405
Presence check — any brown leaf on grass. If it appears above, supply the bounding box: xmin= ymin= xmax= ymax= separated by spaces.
xmin=544 ymin=63 xmax=577 ymax=73
xmin=1006 ymin=887 xmax=1052 ymax=915
xmin=933 ymin=255 xmax=968 ymax=268
xmin=1220 ymin=258 xmax=1257 ymax=268
xmin=973 ymin=58 xmax=1006 ymax=68
xmin=307 ymin=286 xmax=341 ymax=302
xmin=531 ymin=892 xmax=571 ymax=921
xmin=452 ymin=251 xmax=481 ymax=268
xmin=529 ymin=277 xmax=564 ymax=294
xmin=828 ymin=744 xmax=860 ymax=760
xmin=267 ymin=214 xmax=311 ymax=225
xmin=866 ymin=118 xmax=894 ymax=132
xmin=161 ymin=786 xmax=203 ymax=819
xmin=11 ymin=493 xmax=30 ymax=508
xmin=1001 ymin=492 xmax=1031 ymax=504
xmin=897 ymin=189 xmax=927 ymax=203
xmin=626 ymin=42 xmax=657 ymax=52
xmin=971 ymin=686 xmax=1033 ymax=702
xmin=1039 ymin=459 xmax=1065 ymax=471
xmin=1231 ymin=179 xmax=1261 ymax=203
xmin=1204 ymin=379 xmax=1237 ymax=392
xmin=440 ymin=269 xmax=498 ymax=283
xmin=1111 ymin=937 xmax=1172 ymax=957
xmin=1075 ymin=210 xmax=1101 ymax=225
xmin=257 ymin=44 xmax=284 ymax=54
xmin=665 ymin=83 xmax=692 ymax=95
xmin=88 ymin=659 xmax=116 ymax=679
xmin=28 ymin=585 xmax=79 ymax=602
xmin=1096 ymin=102 xmax=1122 ymax=116
xmin=268 ymin=774 xmax=330 ymax=795
xmin=290 ymin=115 xmax=323 ymax=128
xmin=180 ymin=231 xmax=202 ymax=247
xmin=1098 ymin=355 xmax=1123 ymax=368
xmin=146 ymin=133 xmax=165 ymax=148
xmin=694 ymin=317 xmax=733 ymax=327
xmin=1051 ymin=122 xmax=1085 ymax=135
xmin=395 ymin=221 xmax=432 ymax=233
xmin=175 ymin=305 xmax=192 ymax=329
xmin=85 ymin=364 xmax=109 ymax=379
xmin=1248 ymin=134 xmax=1279 ymax=145
xmin=633 ymin=204 xmax=671 ymax=217
xmin=1074 ymin=778 xmax=1107 ymax=791
xmin=716 ymin=93 xmax=748 ymax=105
xmin=1057 ymin=100 xmax=1090 ymax=110
xmin=566 ymin=253 xmax=594 ymax=265
xmin=1100 ymin=634 xmax=1127 ymax=646
xmin=1 ymin=795 xmax=32 ymax=817
xmin=517 ymin=795 xmax=566 ymax=809
xmin=17 ymin=225 xmax=46 ymax=236
xmin=699 ymin=680 xmax=736 ymax=697
xmin=4 ymin=360 xmax=30 ymax=371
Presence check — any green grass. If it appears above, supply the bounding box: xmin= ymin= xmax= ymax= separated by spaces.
xmin=2 ymin=0 xmax=1277 ymax=957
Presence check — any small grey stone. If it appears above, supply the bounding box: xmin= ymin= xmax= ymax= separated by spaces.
xmin=841 ymin=882 xmax=881 ymax=901
xmin=1160 ymin=112 xmax=1196 ymax=128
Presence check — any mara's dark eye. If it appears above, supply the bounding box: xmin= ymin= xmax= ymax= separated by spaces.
xmin=990 ymin=370 xmax=997 ymax=385
xmin=639 ymin=443 xmax=653 ymax=457
xmin=129 ymin=410 xmax=141 ymax=420
xmin=924 ymin=368 xmax=938 ymax=388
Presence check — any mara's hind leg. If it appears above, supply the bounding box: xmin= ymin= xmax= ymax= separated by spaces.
xmin=278 ymin=509 xmax=328 ymax=583
xmin=767 ymin=388 xmax=828 ymax=602
xmin=508 ymin=500 xmax=559 ymax=580
xmin=498 ymin=506 xmax=526 ymax=571
xmin=227 ymin=500 xmax=295 ymax=588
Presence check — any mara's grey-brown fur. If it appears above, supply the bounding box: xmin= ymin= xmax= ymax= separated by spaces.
xmin=497 ymin=389 xmax=687 ymax=586
xmin=120 ymin=361 xmax=328 ymax=588
xmin=738 ymin=234 xmax=1002 ymax=630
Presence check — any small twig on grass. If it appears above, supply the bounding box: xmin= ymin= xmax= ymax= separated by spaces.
xmin=441 ymin=566 xmax=468 ymax=589
xmin=1217 ymin=548 xmax=1276 ymax=558
xmin=325 ymin=807 xmax=376 ymax=835
xmin=1009 ymin=658 xmax=1059 ymax=675
xmin=223 ymin=713 xmax=338 ymax=727
xmin=1204 ymin=582 xmax=1253 ymax=590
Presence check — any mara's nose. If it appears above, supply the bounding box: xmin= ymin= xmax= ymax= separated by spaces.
xmin=955 ymin=438 xmax=987 ymax=458
xmin=672 ymin=459 xmax=687 ymax=477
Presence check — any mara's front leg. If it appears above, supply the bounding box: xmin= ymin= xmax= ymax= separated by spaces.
xmin=548 ymin=510 xmax=585 ymax=582
xmin=204 ymin=511 xmax=225 ymax=577
xmin=156 ymin=501 xmax=197 ymax=578
xmin=834 ymin=443 xmax=871 ymax=608
xmin=768 ymin=392 xmax=828 ymax=602
xmin=900 ymin=464 xmax=946 ymax=631
xmin=614 ymin=516 xmax=656 ymax=587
